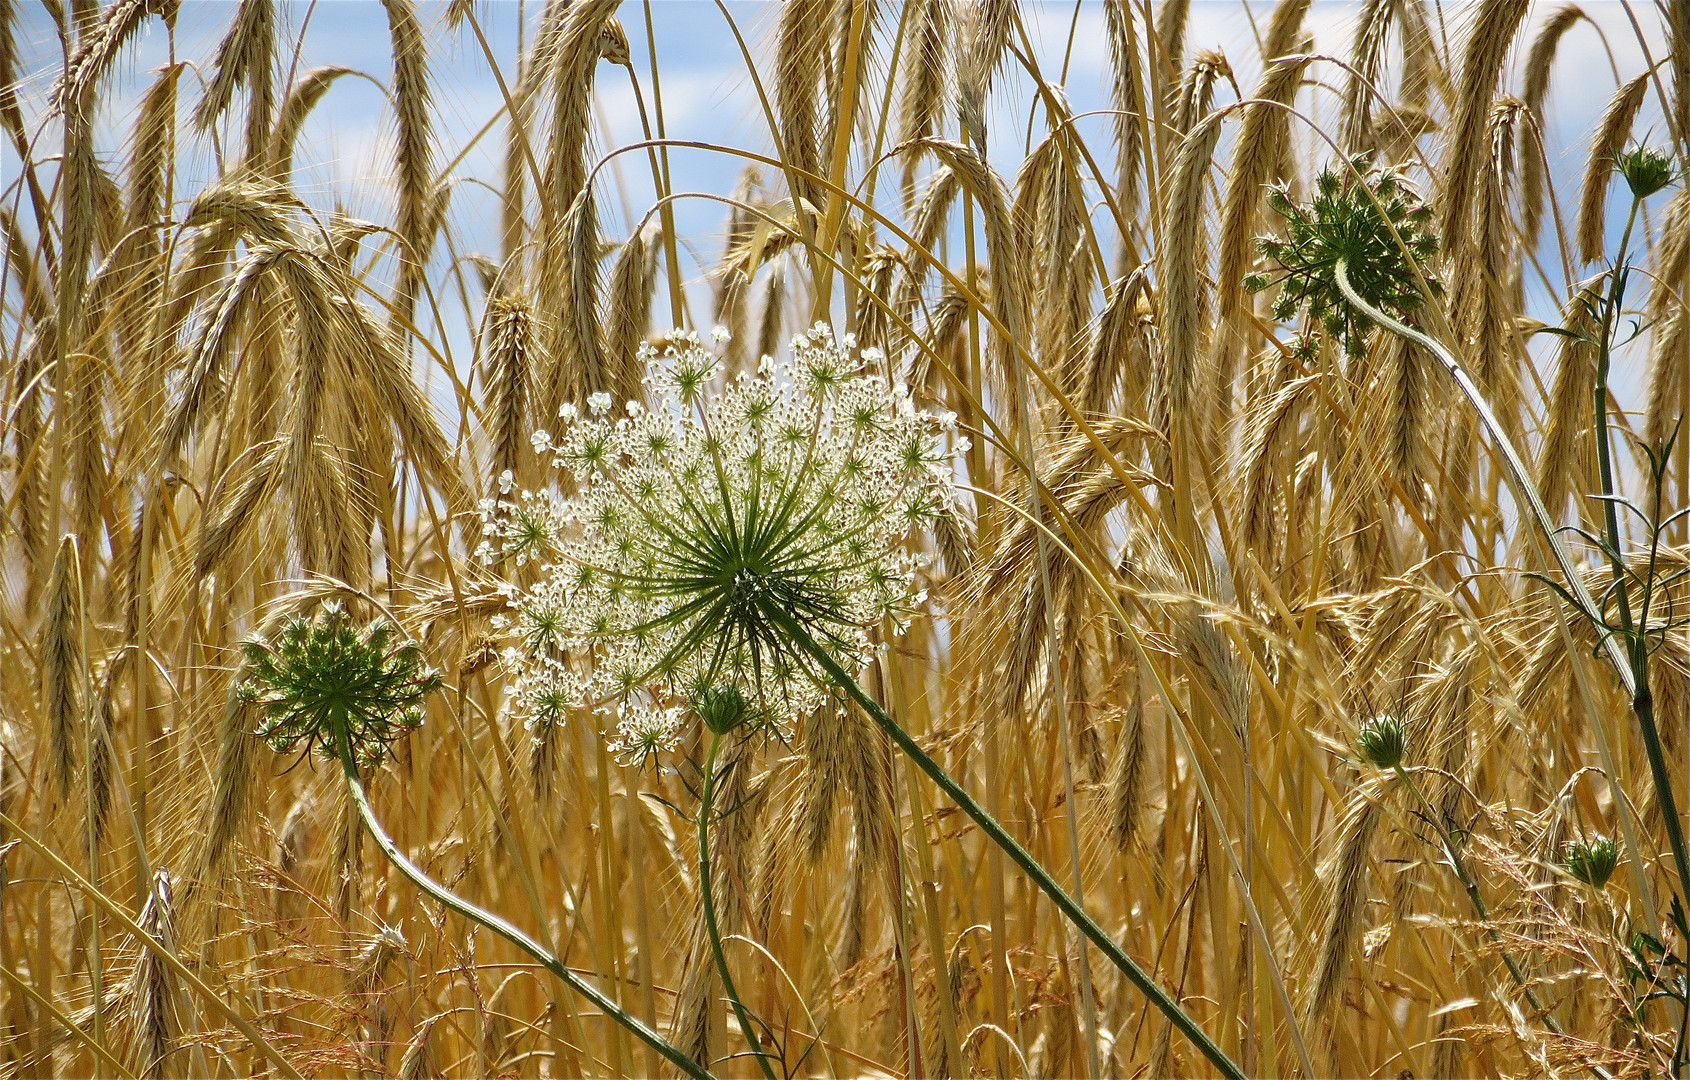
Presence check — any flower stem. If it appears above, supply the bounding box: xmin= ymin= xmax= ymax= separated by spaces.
xmin=759 ymin=601 xmax=1247 ymax=1080
xmin=1339 ymin=254 xmax=1690 ymax=1076
xmin=1589 ymin=205 xmax=1690 ymax=1077
xmin=1332 ymin=259 xmax=1622 ymax=680
xmin=1336 ymin=256 xmax=1690 ymax=1062
xmin=334 ymin=732 xmax=717 ymax=1080
xmin=698 ymin=729 xmax=780 ymax=1080
xmin=1391 ymin=765 xmax=1565 ymax=1035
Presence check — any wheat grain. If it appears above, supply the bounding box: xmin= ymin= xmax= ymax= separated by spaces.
xmin=385 ymin=0 xmax=437 ymax=325
xmin=1105 ymin=0 xmax=1147 ymax=225
xmin=1520 ymin=5 xmax=1587 ymax=244
xmin=127 ymin=870 xmax=181 ymax=1079
xmin=898 ymin=0 xmax=953 ymax=201
xmin=957 ymin=0 xmax=1015 ymax=151
xmin=41 ymin=535 xmax=81 ymax=804
xmin=478 ymin=292 xmax=535 ymax=488
xmin=1441 ymin=1 xmax=1530 ymax=250
xmin=1575 ymin=72 xmax=1649 ymax=264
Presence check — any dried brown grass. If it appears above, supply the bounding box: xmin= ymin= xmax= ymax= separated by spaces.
xmin=5 ymin=5 xmax=1690 ymax=1078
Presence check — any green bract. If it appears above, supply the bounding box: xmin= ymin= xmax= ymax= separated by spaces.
xmin=1246 ymin=157 xmax=1440 ymax=355
xmin=238 ymin=602 xmax=442 ymax=769
xmin=1562 ymin=835 xmax=1622 ymax=890
xmin=1617 ymin=145 xmax=1675 ymax=200
xmin=482 ymin=325 xmax=962 ymax=766
xmin=1357 ymin=714 xmax=1407 ymax=770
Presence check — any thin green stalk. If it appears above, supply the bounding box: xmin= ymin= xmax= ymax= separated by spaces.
xmin=1336 ymin=256 xmax=1690 ymax=1073
xmin=757 ymin=601 xmax=1248 ymax=1080
xmin=1391 ymin=765 xmax=1567 ymax=1037
xmin=698 ymin=729 xmax=779 ymax=1080
xmin=1593 ymin=199 xmax=1643 ymax=634
xmin=1588 ymin=199 xmax=1690 ymax=1076
xmin=333 ymin=732 xmax=716 ymax=1080
xmin=1332 ymin=259 xmax=1620 ymax=670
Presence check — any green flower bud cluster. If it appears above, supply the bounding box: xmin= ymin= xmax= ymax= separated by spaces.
xmin=1617 ymin=145 xmax=1675 ymax=200
xmin=1246 ymin=158 xmax=1440 ymax=355
xmin=238 ymin=602 xmax=442 ymax=770
xmin=1356 ymin=714 xmax=1407 ymax=770
xmin=1561 ymin=835 xmax=1622 ymax=890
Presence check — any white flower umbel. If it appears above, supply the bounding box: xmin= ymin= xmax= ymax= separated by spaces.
xmin=483 ymin=324 xmax=963 ymax=753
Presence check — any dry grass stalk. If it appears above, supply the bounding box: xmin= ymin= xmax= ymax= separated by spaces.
xmin=607 ymin=225 xmax=656 ymax=403
xmin=1158 ymin=110 xmax=1226 ymax=432
xmin=1105 ymin=0 xmax=1148 ymax=226
xmin=195 ymin=0 xmax=277 ymax=159
xmin=776 ymin=0 xmax=829 ymax=206
xmin=384 ymin=0 xmax=437 ymax=325
xmin=1440 ymin=1 xmax=1530 ymax=248
xmin=478 ymin=292 xmax=536 ymax=488
xmin=1170 ymin=50 xmax=1228 ymax=137
xmin=1341 ymin=0 xmax=1396 ymax=153
xmin=898 ymin=0 xmax=954 ymax=200
xmin=126 ymin=870 xmax=182 ymax=1079
xmin=1218 ymin=53 xmax=1312 ymax=318
xmin=957 ymin=0 xmax=1015 ymax=151
xmin=1305 ymin=784 xmax=1384 ymax=1059
xmin=1647 ymin=188 xmax=1690 ymax=453
xmin=1537 ymin=285 xmax=1604 ymax=520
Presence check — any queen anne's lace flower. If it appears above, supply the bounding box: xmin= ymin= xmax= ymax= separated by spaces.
xmin=482 ymin=325 xmax=963 ymax=758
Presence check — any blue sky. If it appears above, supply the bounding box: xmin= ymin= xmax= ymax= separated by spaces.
xmin=2 ymin=2 xmax=1671 ymax=377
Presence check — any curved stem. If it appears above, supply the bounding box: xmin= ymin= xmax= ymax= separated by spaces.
xmin=1392 ymin=766 xmax=1570 ymax=1039
xmin=334 ymin=734 xmax=717 ymax=1080
xmin=1332 ymin=259 xmax=1631 ymax=692
xmin=1339 ymin=256 xmax=1690 ymax=1076
xmin=1335 ymin=257 xmax=1690 ymax=981
xmin=758 ymin=602 xmax=1248 ymax=1080
xmin=698 ymin=729 xmax=780 ymax=1080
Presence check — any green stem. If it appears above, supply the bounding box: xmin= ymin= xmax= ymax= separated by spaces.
xmin=698 ymin=729 xmax=780 ymax=1080
xmin=1593 ymin=200 xmax=1642 ymax=636
xmin=1589 ymin=210 xmax=1690 ymax=1074
xmin=334 ymin=733 xmax=716 ymax=1080
xmin=1336 ymin=256 xmax=1690 ymax=1073
xmin=1392 ymin=766 xmax=1565 ymax=1034
xmin=758 ymin=602 xmax=1248 ymax=1080
xmin=1333 ymin=259 xmax=1625 ymax=681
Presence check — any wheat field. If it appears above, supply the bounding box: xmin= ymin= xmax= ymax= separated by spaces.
xmin=4 ymin=1 xmax=1690 ymax=1077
